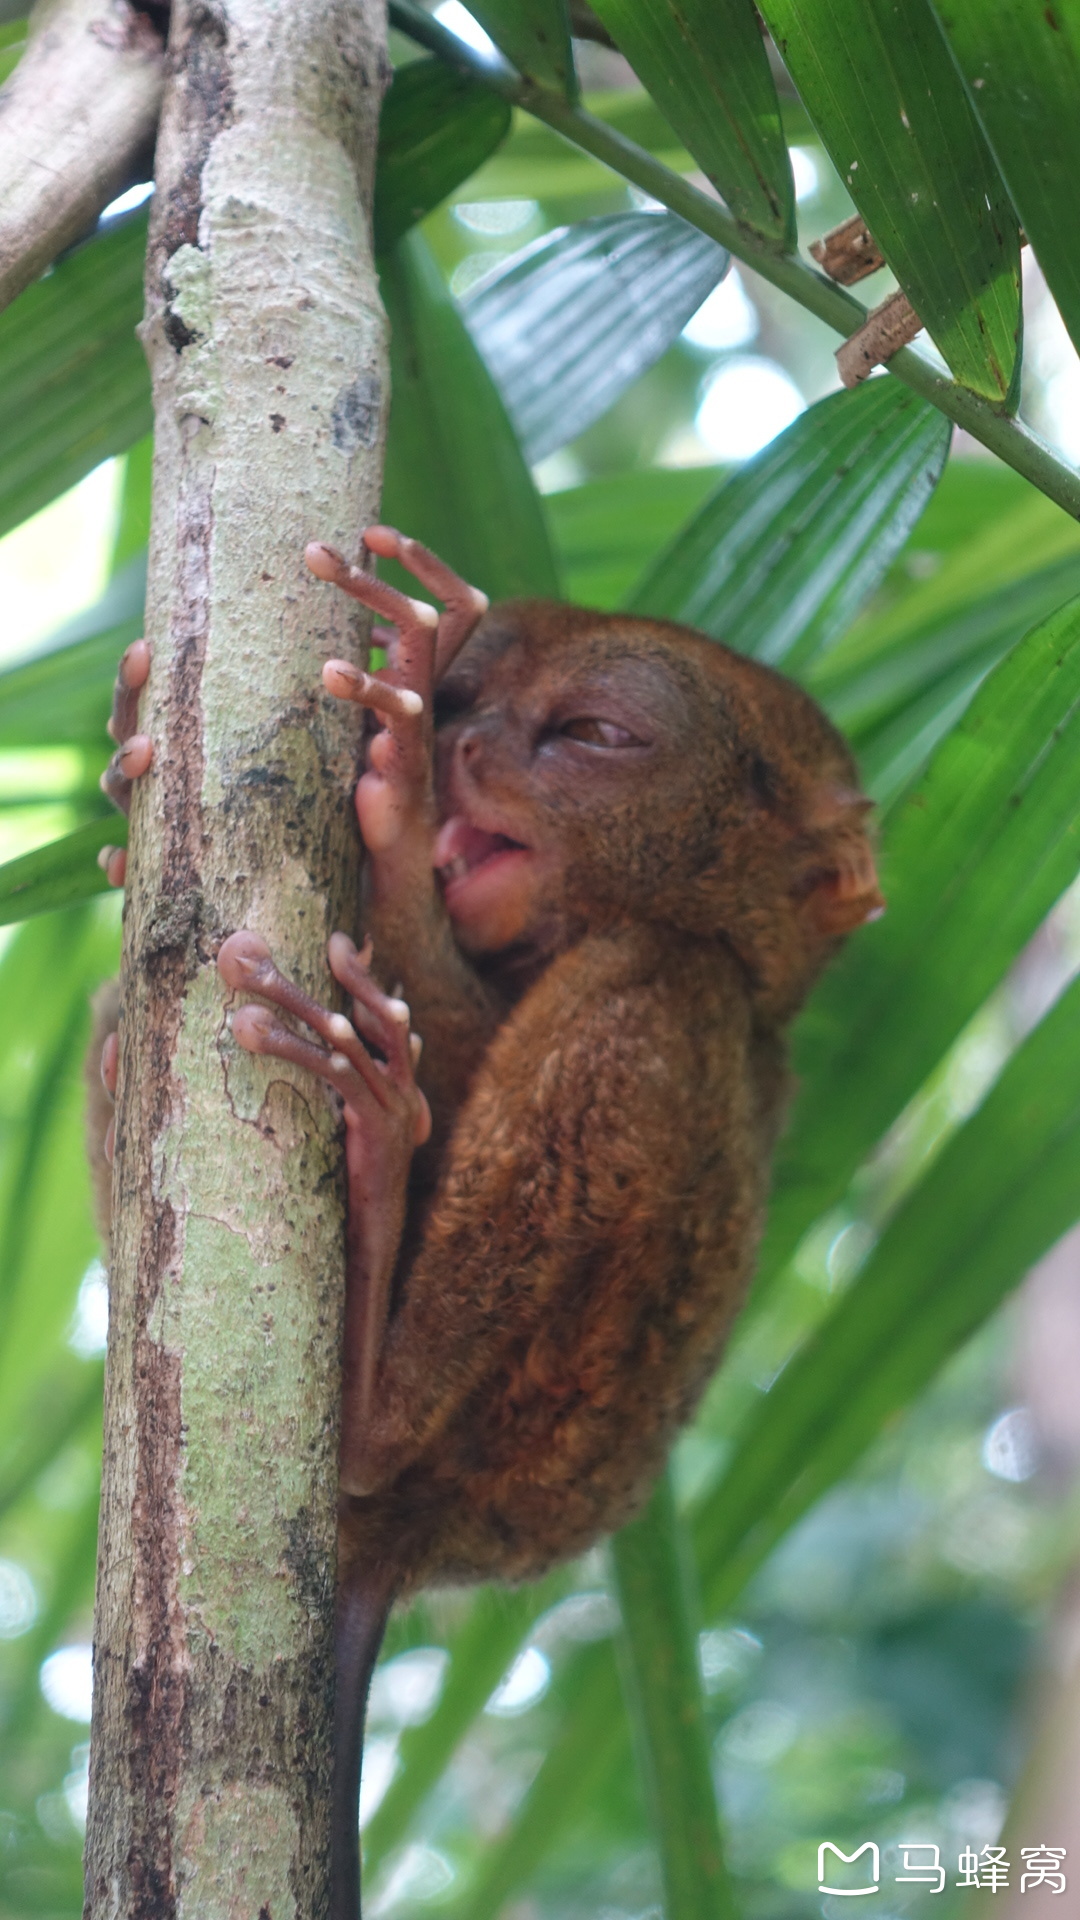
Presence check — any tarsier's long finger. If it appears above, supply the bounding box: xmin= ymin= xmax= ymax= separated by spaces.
xmin=109 ymin=639 xmax=150 ymax=744
xmin=325 ymin=660 xmax=430 ymax=829
xmin=305 ymin=542 xmax=439 ymax=697
xmin=328 ymin=931 xmax=418 ymax=1098
xmin=322 ymin=660 xmax=423 ymax=724
xmin=363 ymin=525 xmax=489 ymax=680
xmin=321 ymin=937 xmax=410 ymax=1063
xmin=100 ymin=735 xmax=153 ymax=819
xmin=231 ymin=1005 xmax=377 ymax=1117
xmin=217 ymin=931 xmax=387 ymax=1105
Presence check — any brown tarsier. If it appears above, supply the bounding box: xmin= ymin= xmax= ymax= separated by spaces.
xmin=91 ymin=526 xmax=882 ymax=1916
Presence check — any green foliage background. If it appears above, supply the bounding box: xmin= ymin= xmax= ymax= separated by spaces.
xmin=3 ymin=2 xmax=1080 ymax=1915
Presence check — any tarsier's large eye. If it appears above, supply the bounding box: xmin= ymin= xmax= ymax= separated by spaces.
xmin=559 ymin=717 xmax=640 ymax=748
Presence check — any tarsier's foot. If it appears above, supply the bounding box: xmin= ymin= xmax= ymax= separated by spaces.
xmin=217 ymin=928 xmax=429 ymax=1147
xmin=98 ymin=637 xmax=152 ymax=887
xmin=218 ymin=928 xmax=431 ymax=1424
xmin=305 ymin=528 xmax=489 ymax=881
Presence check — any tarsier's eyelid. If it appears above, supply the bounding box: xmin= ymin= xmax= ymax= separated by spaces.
xmin=556 ymin=716 xmax=643 ymax=748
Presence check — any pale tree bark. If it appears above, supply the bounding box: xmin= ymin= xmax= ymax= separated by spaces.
xmin=85 ymin=3 xmax=388 ymax=1914
xmin=0 ymin=0 xmax=166 ymax=315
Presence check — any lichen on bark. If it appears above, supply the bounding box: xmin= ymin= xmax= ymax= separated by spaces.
xmin=84 ymin=5 xmax=389 ymax=1914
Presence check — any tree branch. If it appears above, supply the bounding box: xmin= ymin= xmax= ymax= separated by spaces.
xmin=84 ymin=2 xmax=389 ymax=1910
xmin=388 ymin=0 xmax=1080 ymax=523
xmin=0 ymin=0 xmax=165 ymax=315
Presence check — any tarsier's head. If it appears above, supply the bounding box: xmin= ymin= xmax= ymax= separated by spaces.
xmin=432 ymin=600 xmax=882 ymax=1017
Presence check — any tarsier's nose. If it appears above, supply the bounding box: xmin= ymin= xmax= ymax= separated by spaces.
xmin=456 ymin=713 xmax=501 ymax=768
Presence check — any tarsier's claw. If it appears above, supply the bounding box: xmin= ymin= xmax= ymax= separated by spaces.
xmin=304 ymin=540 xmax=346 ymax=582
xmin=217 ymin=929 xmax=274 ymax=990
xmin=230 ymin=1002 xmax=276 ymax=1050
xmin=116 ymin=735 xmax=152 ymax=777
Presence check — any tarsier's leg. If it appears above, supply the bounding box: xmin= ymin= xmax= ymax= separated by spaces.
xmin=217 ymin=930 xmax=429 ymax=1435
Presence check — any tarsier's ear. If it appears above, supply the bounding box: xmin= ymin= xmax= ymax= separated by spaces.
xmin=802 ymin=785 xmax=885 ymax=936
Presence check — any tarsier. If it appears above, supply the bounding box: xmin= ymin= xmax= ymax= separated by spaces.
xmin=92 ymin=526 xmax=882 ymax=1916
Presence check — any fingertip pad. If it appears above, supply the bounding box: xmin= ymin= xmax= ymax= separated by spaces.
xmin=305 ymin=540 xmax=345 ymax=581
xmin=362 ymin=524 xmax=403 ymax=557
xmin=323 ymin=659 xmax=363 ymax=699
xmin=120 ymin=638 xmax=151 ymax=688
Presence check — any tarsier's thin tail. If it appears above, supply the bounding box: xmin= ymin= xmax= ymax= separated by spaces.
xmin=332 ymin=1555 xmax=400 ymax=1919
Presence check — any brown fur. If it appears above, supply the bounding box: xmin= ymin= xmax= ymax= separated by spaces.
xmin=335 ymin=601 xmax=880 ymax=1594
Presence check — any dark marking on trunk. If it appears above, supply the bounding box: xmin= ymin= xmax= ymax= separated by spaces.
xmin=331 ymin=375 xmax=380 ymax=454
xmin=163 ymin=309 xmax=199 ymax=352
xmin=148 ymin=0 xmax=234 ymax=316
xmin=126 ymin=1319 xmax=185 ymax=1920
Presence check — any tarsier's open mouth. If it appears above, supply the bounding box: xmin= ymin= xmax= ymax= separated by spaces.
xmin=433 ymin=815 xmax=529 ymax=886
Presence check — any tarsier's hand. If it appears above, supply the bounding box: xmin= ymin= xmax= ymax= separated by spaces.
xmin=98 ymin=637 xmax=152 ymax=888
xmin=305 ymin=526 xmax=488 ymax=908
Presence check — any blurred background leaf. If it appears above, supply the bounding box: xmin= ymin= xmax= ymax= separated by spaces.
xmin=629 ymin=380 xmax=950 ymax=672
xmin=462 ymin=210 xmax=729 ymax=464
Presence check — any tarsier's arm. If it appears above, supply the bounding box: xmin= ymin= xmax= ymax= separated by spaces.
xmin=308 ymin=529 xmax=505 ymax=1132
